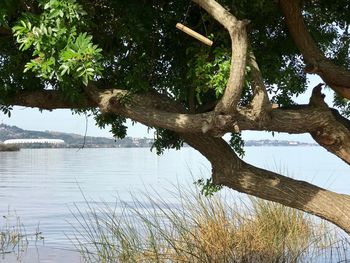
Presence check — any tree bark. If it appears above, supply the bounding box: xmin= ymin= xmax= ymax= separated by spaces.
xmin=183 ymin=134 xmax=350 ymax=234
xmin=279 ymin=0 xmax=350 ymax=99
xmin=7 ymin=86 xmax=350 ymax=165
xmin=193 ymin=0 xmax=249 ymax=114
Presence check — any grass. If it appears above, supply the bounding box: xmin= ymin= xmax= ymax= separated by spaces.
xmin=0 ymin=210 xmax=43 ymax=260
xmin=0 ymin=210 xmax=28 ymax=258
xmin=72 ymin=185 xmax=350 ymax=263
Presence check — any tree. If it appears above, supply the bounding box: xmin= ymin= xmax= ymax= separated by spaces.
xmin=1 ymin=0 xmax=350 ymax=232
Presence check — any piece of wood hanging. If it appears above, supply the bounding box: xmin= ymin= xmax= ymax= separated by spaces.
xmin=176 ymin=23 xmax=213 ymax=46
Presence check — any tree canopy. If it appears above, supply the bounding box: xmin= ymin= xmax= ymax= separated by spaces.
xmin=1 ymin=0 xmax=350 ymax=232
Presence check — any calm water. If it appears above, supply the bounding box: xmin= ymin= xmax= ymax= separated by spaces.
xmin=0 ymin=147 xmax=349 ymax=262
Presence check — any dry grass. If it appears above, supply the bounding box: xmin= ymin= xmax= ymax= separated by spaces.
xmin=72 ymin=186 xmax=349 ymax=263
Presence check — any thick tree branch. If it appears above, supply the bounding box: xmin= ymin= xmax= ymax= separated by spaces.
xmin=4 ymin=88 xmax=350 ymax=232
xmin=183 ymin=134 xmax=350 ymax=233
xmin=3 ymin=90 xmax=97 ymax=109
xmin=192 ymin=0 xmax=238 ymax=29
xmin=239 ymin=86 xmax=350 ymax=165
xmin=193 ymin=0 xmax=249 ymax=113
xmin=279 ymin=0 xmax=350 ymax=99
xmin=96 ymin=85 xmax=350 ymax=164
xmin=84 ymin=87 xmax=216 ymax=134
xmin=87 ymin=85 xmax=350 ymax=164
xmin=247 ymin=49 xmax=270 ymax=119
xmin=5 ymin=86 xmax=350 ymax=164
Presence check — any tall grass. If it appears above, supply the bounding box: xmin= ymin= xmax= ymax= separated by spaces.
xmin=0 ymin=210 xmax=28 ymax=258
xmin=72 ymin=186 xmax=349 ymax=263
xmin=0 ymin=210 xmax=43 ymax=260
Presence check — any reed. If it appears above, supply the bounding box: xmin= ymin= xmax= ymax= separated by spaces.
xmin=0 ymin=210 xmax=28 ymax=258
xmin=0 ymin=210 xmax=43 ymax=260
xmin=72 ymin=185 xmax=349 ymax=263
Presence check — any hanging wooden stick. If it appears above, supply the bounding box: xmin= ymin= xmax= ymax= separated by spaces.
xmin=176 ymin=23 xmax=213 ymax=46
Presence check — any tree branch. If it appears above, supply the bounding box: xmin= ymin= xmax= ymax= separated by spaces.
xmin=4 ymin=86 xmax=350 ymax=164
xmin=247 ymin=49 xmax=270 ymax=119
xmin=2 ymin=90 xmax=97 ymax=109
xmin=183 ymin=133 xmax=350 ymax=233
xmin=238 ymin=86 xmax=350 ymax=165
xmin=84 ymin=87 xmax=215 ymax=133
xmin=88 ymin=85 xmax=350 ymax=164
xmin=279 ymin=0 xmax=350 ymax=99
xmin=193 ymin=0 xmax=249 ymax=113
xmin=3 ymin=90 xmax=350 ymax=233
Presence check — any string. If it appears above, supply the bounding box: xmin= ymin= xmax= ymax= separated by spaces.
xmin=182 ymin=2 xmax=209 ymax=37
xmin=183 ymin=1 xmax=193 ymax=25
xmin=200 ymin=9 xmax=208 ymax=36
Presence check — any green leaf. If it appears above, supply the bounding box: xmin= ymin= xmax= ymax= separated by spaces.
xmin=59 ymin=64 xmax=69 ymax=76
xmin=82 ymin=75 xmax=89 ymax=86
xmin=229 ymin=132 xmax=245 ymax=158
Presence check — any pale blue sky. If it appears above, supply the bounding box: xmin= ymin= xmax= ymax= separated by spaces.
xmin=0 ymin=75 xmax=331 ymax=142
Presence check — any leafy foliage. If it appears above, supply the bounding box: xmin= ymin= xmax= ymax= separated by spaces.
xmin=1 ymin=0 xmax=350 ymax=150
xmin=12 ymin=0 xmax=103 ymax=85
xmin=0 ymin=105 xmax=12 ymax=117
xmin=188 ymin=47 xmax=231 ymax=101
xmin=151 ymin=128 xmax=184 ymax=155
xmin=94 ymin=113 xmax=127 ymax=139
xmin=333 ymin=95 xmax=350 ymax=118
xmin=0 ymin=0 xmax=22 ymax=27
xmin=229 ymin=132 xmax=245 ymax=158
xmin=194 ymin=178 xmax=222 ymax=197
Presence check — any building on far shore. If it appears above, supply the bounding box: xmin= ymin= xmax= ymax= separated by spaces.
xmin=3 ymin=139 xmax=65 ymax=148
xmin=4 ymin=139 xmax=65 ymax=145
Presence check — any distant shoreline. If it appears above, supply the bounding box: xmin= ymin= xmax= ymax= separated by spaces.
xmin=0 ymin=123 xmax=317 ymax=149
xmin=2 ymin=143 xmax=318 ymax=150
xmin=0 ymin=143 xmax=20 ymax=152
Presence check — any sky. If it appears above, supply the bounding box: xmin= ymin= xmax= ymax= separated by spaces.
xmin=0 ymin=75 xmax=332 ymax=142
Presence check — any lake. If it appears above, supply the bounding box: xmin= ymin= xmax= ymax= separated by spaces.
xmin=0 ymin=146 xmax=349 ymax=262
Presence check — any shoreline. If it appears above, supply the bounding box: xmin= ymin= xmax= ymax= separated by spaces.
xmin=0 ymin=143 xmax=20 ymax=152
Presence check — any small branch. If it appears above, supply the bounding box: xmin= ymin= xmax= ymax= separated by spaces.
xmin=279 ymin=0 xmax=350 ymax=99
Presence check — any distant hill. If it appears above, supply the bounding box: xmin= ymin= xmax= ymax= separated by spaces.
xmin=244 ymin=139 xmax=316 ymax=147
xmin=0 ymin=123 xmax=316 ymax=148
xmin=0 ymin=124 xmax=153 ymax=148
